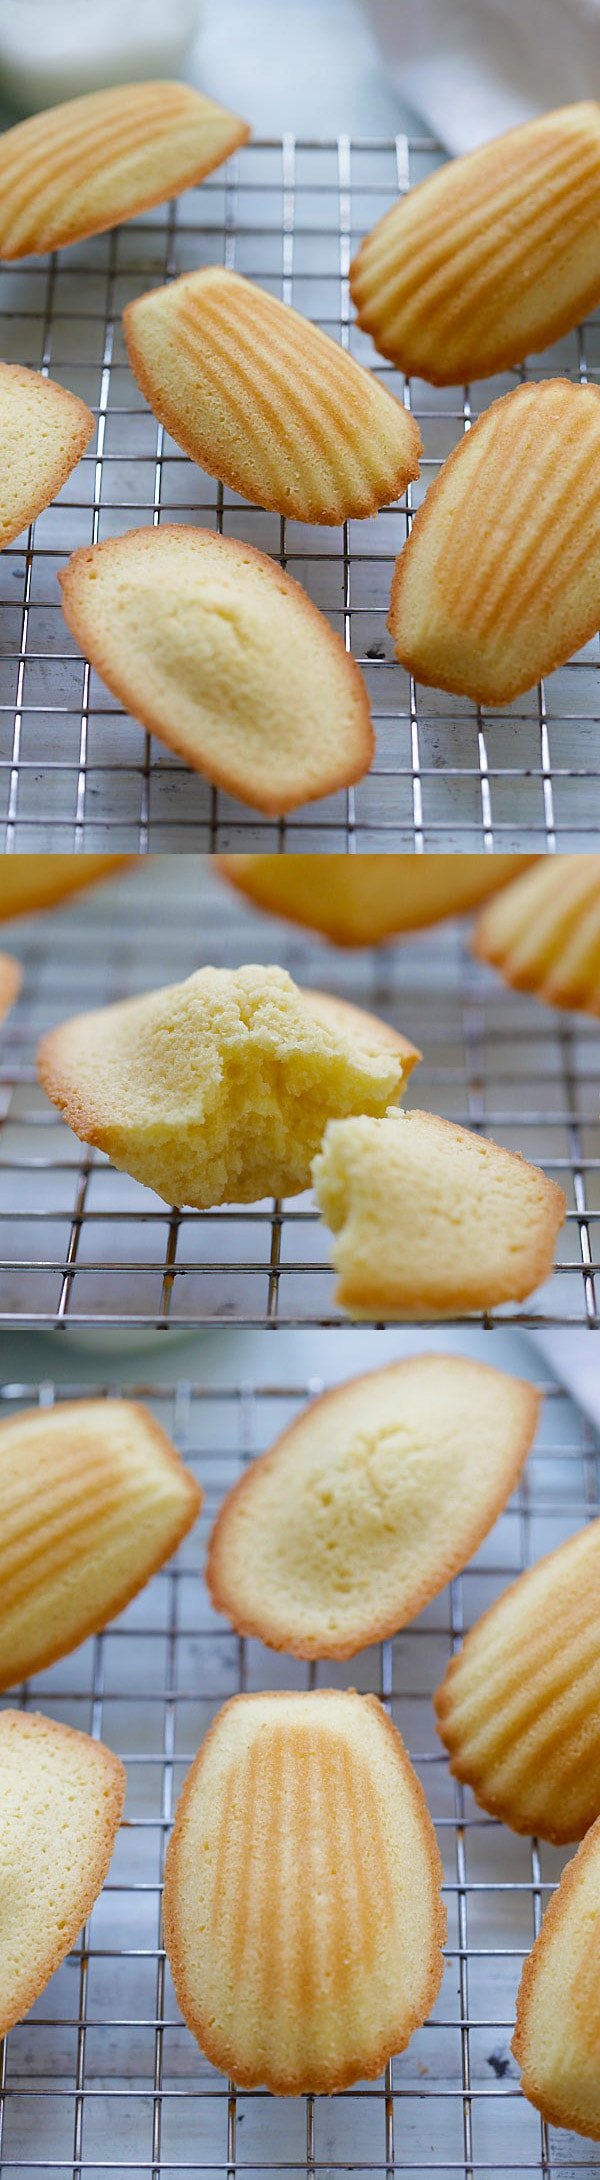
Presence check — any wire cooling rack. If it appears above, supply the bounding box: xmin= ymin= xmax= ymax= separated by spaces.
xmin=0 ymin=1356 xmax=598 ymax=2178
xmin=0 ymin=857 xmax=598 ymax=1330
xmin=1 ymin=133 xmax=600 ymax=851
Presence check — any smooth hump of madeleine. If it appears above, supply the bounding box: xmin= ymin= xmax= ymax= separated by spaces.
xmin=0 ymin=854 xmax=130 ymax=922
xmin=59 ymin=526 xmax=374 ymax=814
xmin=163 ymin=1689 xmax=446 ymax=2093
xmin=123 ymin=266 xmax=421 ymax=524
xmin=218 ymin=852 xmax=537 ymax=946
xmin=0 ymin=1710 xmax=125 ymax=2038
xmin=513 ymin=1812 xmax=600 ymax=2138
xmin=0 ymin=82 xmax=249 ymax=259
xmin=0 ymin=364 xmax=94 ymax=551
xmin=473 ymin=854 xmax=600 ymax=1016
xmin=36 ymin=964 xmax=419 ymax=1209
xmin=436 ymin=1519 xmax=600 ymax=1844
xmin=312 ymin=1106 xmax=566 ymax=1318
xmin=389 ymin=379 xmax=600 ymax=706
xmin=207 ymin=1356 xmax=540 ymax=1659
xmin=350 ymin=102 xmax=600 ymax=386
xmin=0 ymin=1398 xmax=201 ymax=1689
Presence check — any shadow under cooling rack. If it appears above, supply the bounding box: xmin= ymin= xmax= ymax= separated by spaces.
xmin=0 ymin=859 xmax=598 ymax=1330
xmin=0 ymin=1364 xmax=598 ymax=2177
xmin=1 ymin=135 xmax=600 ymax=850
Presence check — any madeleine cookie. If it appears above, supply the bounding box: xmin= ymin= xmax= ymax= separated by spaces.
xmin=435 ymin=1519 xmax=600 ymax=1843
xmin=350 ymin=102 xmax=600 ymax=387
xmin=218 ymin=853 xmax=536 ymax=946
xmin=389 ymin=379 xmax=600 ymax=706
xmin=0 ymin=954 xmax=21 ymax=1024
xmin=0 ymin=82 xmax=249 ymax=259
xmin=0 ymin=1710 xmax=124 ymax=2038
xmin=0 ymin=1398 xmax=201 ymax=1689
xmin=0 ymin=855 xmax=130 ymax=922
xmin=513 ymin=1813 xmax=600 ymax=2138
xmin=163 ymin=1690 xmax=446 ymax=2093
xmin=59 ymin=526 xmax=373 ymax=814
xmin=207 ymin=1357 xmax=540 ymax=1659
xmin=37 ymin=965 xmax=419 ymax=1208
xmin=473 ymin=854 xmax=600 ymax=1016
xmin=312 ymin=1106 xmax=566 ymax=1317
xmin=123 ymin=267 xmax=421 ymax=524
xmin=0 ymin=363 xmax=94 ymax=551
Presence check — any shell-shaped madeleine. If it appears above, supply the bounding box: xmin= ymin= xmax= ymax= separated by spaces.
xmin=0 ymin=954 xmax=21 ymax=1025
xmin=435 ymin=1521 xmax=600 ymax=1843
xmin=36 ymin=964 xmax=419 ymax=1209
xmin=0 ymin=363 xmax=94 ymax=551
xmin=473 ymin=855 xmax=600 ymax=1016
xmin=0 ymin=1398 xmax=201 ymax=1688
xmin=389 ymin=379 xmax=600 ymax=705
xmin=513 ymin=1813 xmax=600 ymax=2137
xmin=218 ymin=852 xmax=536 ymax=946
xmin=207 ymin=1356 xmax=539 ymax=1658
xmin=350 ymin=103 xmax=600 ymax=386
xmin=0 ymin=1710 xmax=124 ymax=2038
xmin=312 ymin=1106 xmax=566 ymax=1318
xmin=123 ymin=266 xmax=421 ymax=524
xmin=163 ymin=1690 xmax=446 ymax=2093
xmin=0 ymin=82 xmax=249 ymax=259
xmin=59 ymin=526 xmax=374 ymax=814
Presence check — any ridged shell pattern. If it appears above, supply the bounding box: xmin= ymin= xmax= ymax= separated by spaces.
xmin=389 ymin=379 xmax=600 ymax=706
xmin=512 ymin=1815 xmax=600 ymax=2138
xmin=435 ymin=1520 xmax=600 ymax=1841
xmin=473 ymin=854 xmax=600 ymax=1015
xmin=0 ymin=83 xmax=248 ymax=259
xmin=350 ymin=102 xmax=600 ymax=384
xmin=124 ymin=267 xmax=422 ymax=523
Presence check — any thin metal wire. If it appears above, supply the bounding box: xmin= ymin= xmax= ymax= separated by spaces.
xmin=0 ymin=1366 xmax=597 ymax=2177
xmin=0 ymin=858 xmax=598 ymax=1328
xmin=1 ymin=137 xmax=600 ymax=849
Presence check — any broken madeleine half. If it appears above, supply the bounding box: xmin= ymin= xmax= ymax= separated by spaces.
xmin=473 ymin=854 xmax=600 ymax=1015
xmin=123 ymin=266 xmax=421 ymax=524
xmin=0 ymin=81 xmax=249 ymax=258
xmin=0 ymin=363 xmax=94 ymax=551
xmin=218 ymin=852 xmax=536 ymax=946
xmin=0 ymin=1710 xmax=125 ymax=2039
xmin=389 ymin=379 xmax=600 ymax=706
xmin=207 ymin=1355 xmax=540 ymax=1658
xmin=350 ymin=101 xmax=600 ymax=385
xmin=435 ymin=1517 xmax=600 ymax=1844
xmin=513 ymin=1813 xmax=600 ymax=2139
xmin=312 ymin=1106 xmax=566 ymax=1317
xmin=163 ymin=1689 xmax=446 ymax=2093
xmin=59 ymin=526 xmax=374 ymax=814
xmin=37 ymin=965 xmax=419 ymax=1207
xmin=0 ymin=1398 xmax=201 ymax=1689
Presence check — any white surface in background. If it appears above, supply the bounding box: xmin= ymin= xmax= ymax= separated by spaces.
xmin=0 ymin=0 xmax=201 ymax=111
xmin=359 ymin=0 xmax=600 ymax=151
xmin=189 ymin=0 xmax=412 ymax=135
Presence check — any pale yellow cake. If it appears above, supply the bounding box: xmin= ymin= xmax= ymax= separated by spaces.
xmin=0 ymin=954 xmax=21 ymax=1024
xmin=473 ymin=854 xmax=600 ymax=1015
xmin=123 ymin=266 xmax=422 ymax=524
xmin=0 ymin=81 xmax=249 ymax=258
xmin=312 ymin=1106 xmax=566 ymax=1317
xmin=0 ymin=1398 xmax=201 ymax=1689
xmin=162 ymin=1689 xmax=446 ymax=2093
xmin=350 ymin=102 xmax=600 ymax=385
xmin=37 ymin=966 xmax=419 ymax=1207
xmin=207 ymin=1356 xmax=540 ymax=1658
xmin=513 ymin=1813 xmax=600 ymax=2138
xmin=59 ymin=526 xmax=374 ymax=814
xmin=388 ymin=379 xmax=600 ymax=705
xmin=0 ymin=1710 xmax=125 ymax=2038
xmin=0 ymin=855 xmax=130 ymax=922
xmin=218 ymin=853 xmax=536 ymax=946
xmin=0 ymin=363 xmax=94 ymax=550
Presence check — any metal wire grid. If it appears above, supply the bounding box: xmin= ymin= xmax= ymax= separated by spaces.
xmin=2 ymin=133 xmax=600 ymax=851
xmin=0 ymin=857 xmax=598 ymax=1329
xmin=0 ymin=1359 xmax=598 ymax=2178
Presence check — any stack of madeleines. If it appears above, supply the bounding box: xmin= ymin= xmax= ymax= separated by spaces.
xmin=2 ymin=86 xmax=600 ymax=808
xmin=2 ymin=1362 xmax=600 ymax=2137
